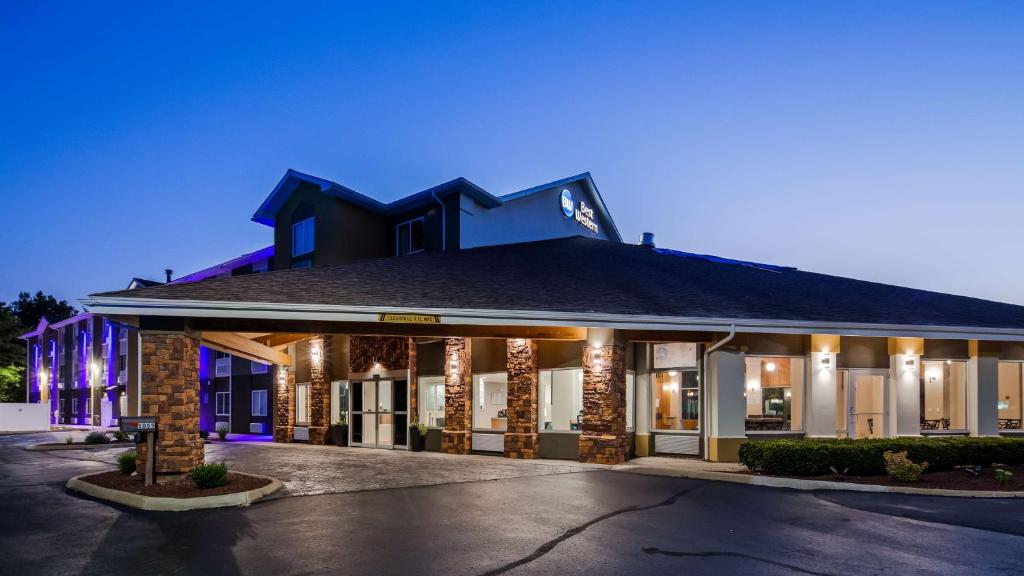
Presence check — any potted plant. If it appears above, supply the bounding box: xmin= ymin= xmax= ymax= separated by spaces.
xmin=408 ymin=421 xmax=428 ymax=452
xmin=333 ymin=415 xmax=349 ymax=447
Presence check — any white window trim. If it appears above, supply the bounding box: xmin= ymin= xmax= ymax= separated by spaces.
xmin=395 ymin=217 xmax=426 ymax=256
xmin=539 ymin=367 xmax=585 ymax=434
xmin=744 ymin=354 xmax=807 ymax=435
xmin=292 ymin=217 xmax=315 ymax=257
xmin=649 ymin=367 xmax=701 ymax=435
xmin=295 ymin=382 xmax=311 ymax=425
xmin=251 ymin=390 xmax=268 ymax=417
xmin=216 ymin=391 xmax=231 ymax=416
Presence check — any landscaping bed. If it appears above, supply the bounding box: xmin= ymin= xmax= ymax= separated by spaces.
xmin=80 ymin=470 xmax=272 ymax=498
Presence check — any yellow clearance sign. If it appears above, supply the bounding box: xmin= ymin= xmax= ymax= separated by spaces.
xmin=377 ymin=313 xmax=441 ymax=324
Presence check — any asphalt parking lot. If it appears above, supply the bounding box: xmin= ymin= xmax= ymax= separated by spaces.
xmin=3 ymin=431 xmax=1024 ymax=575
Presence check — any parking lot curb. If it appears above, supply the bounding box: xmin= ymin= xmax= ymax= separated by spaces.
xmin=611 ymin=465 xmax=1024 ymax=498
xmin=66 ymin=472 xmax=283 ymax=511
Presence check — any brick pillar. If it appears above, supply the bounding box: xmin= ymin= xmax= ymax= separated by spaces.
xmin=274 ymin=364 xmax=295 ymax=443
xmin=307 ymin=336 xmax=332 ymax=445
xmin=442 ymin=337 xmax=472 ymax=454
xmin=505 ymin=338 xmax=539 ymax=459
xmin=135 ymin=334 xmax=204 ymax=474
xmin=408 ymin=337 xmax=418 ymax=423
xmin=580 ymin=342 xmax=629 ymax=464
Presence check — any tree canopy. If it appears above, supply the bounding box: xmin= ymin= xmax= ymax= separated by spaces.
xmin=0 ymin=291 xmax=77 ymax=402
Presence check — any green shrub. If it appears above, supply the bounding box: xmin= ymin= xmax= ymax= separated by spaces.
xmin=84 ymin=431 xmax=111 ymax=445
xmin=117 ymin=450 xmax=137 ymax=475
xmin=215 ymin=423 xmax=229 ymax=441
xmin=112 ymin=430 xmax=130 ymax=442
xmin=199 ymin=430 xmax=210 ymax=440
xmin=410 ymin=422 xmax=428 ymax=437
xmin=190 ymin=462 xmax=229 ymax=489
xmin=883 ymin=450 xmax=927 ymax=482
xmin=996 ymin=468 xmax=1014 ymax=486
xmin=739 ymin=437 xmax=1024 ymax=477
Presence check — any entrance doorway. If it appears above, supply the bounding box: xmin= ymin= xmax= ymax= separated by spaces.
xmin=846 ymin=370 xmax=887 ymax=439
xmin=350 ymin=379 xmax=409 ymax=449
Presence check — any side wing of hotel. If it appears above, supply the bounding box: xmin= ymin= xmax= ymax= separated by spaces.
xmin=24 ymin=168 xmax=1024 ymax=469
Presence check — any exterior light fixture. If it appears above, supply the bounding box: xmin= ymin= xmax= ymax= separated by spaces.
xmin=449 ymin=353 xmax=459 ymax=373
xmin=372 ymin=361 xmax=383 ymax=376
xmin=819 ymin=355 xmax=831 ymax=367
xmin=765 ymin=362 xmax=777 ymax=372
xmin=310 ymin=340 xmax=324 ymax=366
xmin=277 ymin=366 xmax=288 ymax=388
xmin=592 ymin=346 xmax=605 ymax=368
xmin=511 ymin=338 xmax=526 ymax=347
xmin=39 ymin=371 xmax=48 ymax=387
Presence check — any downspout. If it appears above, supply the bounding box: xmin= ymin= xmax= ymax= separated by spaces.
xmin=702 ymin=324 xmax=736 ymax=459
xmin=431 ymin=190 xmax=446 ymax=252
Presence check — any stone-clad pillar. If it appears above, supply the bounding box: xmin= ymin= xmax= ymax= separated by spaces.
xmin=505 ymin=338 xmax=539 ymax=459
xmin=442 ymin=337 xmax=472 ymax=454
xmin=580 ymin=329 xmax=629 ymax=464
xmin=408 ymin=337 xmax=418 ymax=423
xmin=308 ymin=336 xmax=332 ymax=444
xmin=135 ymin=333 xmax=204 ymax=474
xmin=274 ymin=364 xmax=295 ymax=443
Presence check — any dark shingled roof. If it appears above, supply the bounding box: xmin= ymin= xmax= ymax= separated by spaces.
xmin=91 ymin=237 xmax=1024 ymax=330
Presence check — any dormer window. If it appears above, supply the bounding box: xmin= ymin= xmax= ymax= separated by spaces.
xmin=396 ymin=217 xmax=425 ymax=256
xmin=292 ymin=217 xmax=315 ymax=257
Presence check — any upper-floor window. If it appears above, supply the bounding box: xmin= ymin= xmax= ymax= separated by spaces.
xmin=292 ymin=217 xmax=315 ymax=257
xmin=396 ymin=217 xmax=425 ymax=255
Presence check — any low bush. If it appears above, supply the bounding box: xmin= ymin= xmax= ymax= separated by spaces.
xmin=883 ymin=450 xmax=927 ymax=482
xmin=112 ymin=430 xmax=130 ymax=442
xmin=117 ymin=450 xmax=137 ymax=475
xmin=996 ymin=468 xmax=1014 ymax=486
xmin=739 ymin=437 xmax=1024 ymax=477
xmin=84 ymin=431 xmax=111 ymax=445
xmin=199 ymin=430 xmax=210 ymax=440
xmin=190 ymin=462 xmax=229 ymax=489
xmin=215 ymin=423 xmax=229 ymax=441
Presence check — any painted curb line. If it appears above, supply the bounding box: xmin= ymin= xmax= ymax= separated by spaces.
xmin=611 ymin=465 xmax=1024 ymax=498
xmin=27 ymin=443 xmax=134 ymax=452
xmin=66 ymin=472 xmax=283 ymax=511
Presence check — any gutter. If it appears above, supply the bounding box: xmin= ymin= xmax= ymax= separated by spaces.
xmin=702 ymin=325 xmax=736 ymax=459
xmin=431 ymin=190 xmax=446 ymax=252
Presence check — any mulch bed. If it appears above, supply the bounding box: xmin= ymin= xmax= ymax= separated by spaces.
xmin=80 ymin=471 xmax=271 ymax=498
xmin=745 ymin=465 xmax=1023 ymax=491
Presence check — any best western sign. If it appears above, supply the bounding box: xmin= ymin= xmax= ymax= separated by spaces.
xmin=559 ymin=189 xmax=599 ymax=234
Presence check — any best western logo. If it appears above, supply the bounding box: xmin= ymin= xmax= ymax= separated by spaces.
xmin=558 ymin=189 xmax=599 ymax=234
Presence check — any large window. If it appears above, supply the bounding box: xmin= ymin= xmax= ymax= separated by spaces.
xmin=745 ymin=357 xmax=804 ymax=432
xmin=292 ymin=217 xmax=315 ymax=257
xmin=920 ymin=361 xmax=967 ymax=431
xmin=396 ymin=217 xmax=425 ymax=255
xmin=251 ymin=390 xmax=268 ymax=417
xmin=999 ymin=362 xmax=1023 ymax=430
xmin=473 ymin=373 xmax=507 ymax=431
xmin=418 ymin=376 xmax=445 ymax=427
xmin=216 ymin=392 xmax=231 ymax=416
xmin=295 ymin=382 xmax=311 ymax=425
xmin=626 ymin=371 xmax=635 ymax=431
xmin=539 ymin=369 xmax=583 ymax=432
xmin=651 ymin=343 xmax=700 ymax=432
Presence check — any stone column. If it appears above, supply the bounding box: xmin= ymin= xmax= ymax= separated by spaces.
xmin=505 ymin=338 xmax=539 ymax=459
xmin=408 ymin=337 xmax=418 ymax=423
xmin=274 ymin=364 xmax=295 ymax=443
xmin=580 ymin=329 xmax=628 ymax=464
xmin=442 ymin=337 xmax=472 ymax=454
xmin=308 ymin=336 xmax=332 ymax=445
xmin=135 ymin=333 xmax=203 ymax=475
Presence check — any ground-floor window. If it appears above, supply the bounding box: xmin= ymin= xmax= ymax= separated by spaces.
xmin=251 ymin=390 xmax=268 ymax=416
xmin=86 ymin=396 xmax=92 ymax=417
xmin=745 ymin=356 xmax=804 ymax=432
xmin=999 ymin=362 xmax=1023 ymax=430
xmin=473 ymin=372 xmax=507 ymax=431
xmin=652 ymin=370 xmax=700 ymax=431
xmin=920 ymin=360 xmax=967 ymax=431
xmin=295 ymin=383 xmax=310 ymax=425
xmin=418 ymin=376 xmax=445 ymax=427
xmin=539 ymin=368 xmax=583 ymax=432
xmin=626 ymin=371 xmax=635 ymax=431
xmin=72 ymin=398 xmax=78 ymax=415
xmin=216 ymin=392 xmax=231 ymax=416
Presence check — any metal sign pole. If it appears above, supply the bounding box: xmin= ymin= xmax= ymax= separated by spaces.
xmin=145 ymin=432 xmax=155 ymax=486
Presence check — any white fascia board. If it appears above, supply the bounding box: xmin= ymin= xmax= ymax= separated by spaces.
xmin=80 ymin=296 xmax=1024 ymax=342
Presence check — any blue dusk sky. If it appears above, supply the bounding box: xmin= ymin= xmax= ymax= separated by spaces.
xmin=1 ymin=1 xmax=1022 ymax=307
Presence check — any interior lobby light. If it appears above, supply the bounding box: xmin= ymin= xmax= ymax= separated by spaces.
xmin=765 ymin=362 xmax=777 ymax=372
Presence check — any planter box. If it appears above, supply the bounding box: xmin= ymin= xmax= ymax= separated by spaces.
xmin=333 ymin=424 xmax=349 ymax=447
xmin=409 ymin=427 xmax=426 ymax=452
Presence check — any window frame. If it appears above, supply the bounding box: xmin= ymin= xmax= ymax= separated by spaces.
xmin=295 ymin=382 xmax=311 ymax=425
xmin=919 ymin=359 xmax=969 ymax=434
xmin=471 ymin=371 xmax=508 ymax=432
xmin=395 ymin=216 xmax=426 ymax=256
xmin=998 ymin=361 xmax=1024 ymax=433
xmin=291 ymin=216 xmax=315 ymax=257
xmin=251 ymin=389 xmax=268 ymax=417
xmin=215 ymin=391 xmax=231 ymax=416
xmin=743 ymin=355 xmax=806 ymax=434
xmin=418 ymin=375 xmax=446 ymax=428
xmin=538 ymin=367 xmax=584 ymax=434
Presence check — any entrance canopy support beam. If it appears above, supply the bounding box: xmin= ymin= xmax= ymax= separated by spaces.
xmin=198 ymin=331 xmax=292 ymax=366
xmin=189 ymin=318 xmax=587 ymax=341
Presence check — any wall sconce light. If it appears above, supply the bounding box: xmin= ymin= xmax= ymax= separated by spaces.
xmin=592 ymin=346 xmax=605 ymax=368
xmin=372 ymin=361 xmax=383 ymax=376
xmin=819 ymin=355 xmax=831 ymax=367
xmin=39 ymin=370 xmax=48 ymax=387
xmin=904 ymin=356 xmax=916 ymax=367
xmin=277 ymin=366 xmax=288 ymax=388
xmin=511 ymin=338 xmax=526 ymax=347
xmin=449 ymin=353 xmax=459 ymax=373
xmin=310 ymin=340 xmax=324 ymax=366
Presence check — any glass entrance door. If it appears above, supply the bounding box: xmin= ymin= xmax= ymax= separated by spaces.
xmin=350 ymin=379 xmax=395 ymax=448
xmin=848 ymin=371 xmax=886 ymax=439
